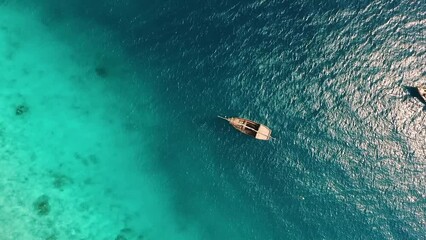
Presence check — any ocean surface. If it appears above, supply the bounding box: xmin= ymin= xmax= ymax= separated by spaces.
xmin=1 ymin=0 xmax=425 ymax=239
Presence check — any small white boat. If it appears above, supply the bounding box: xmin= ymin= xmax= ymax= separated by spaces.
xmin=218 ymin=116 xmax=273 ymax=141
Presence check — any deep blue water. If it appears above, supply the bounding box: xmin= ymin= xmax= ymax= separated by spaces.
xmin=33 ymin=0 xmax=426 ymax=239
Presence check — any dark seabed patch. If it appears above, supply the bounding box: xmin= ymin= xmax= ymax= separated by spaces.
xmin=33 ymin=195 xmax=50 ymax=216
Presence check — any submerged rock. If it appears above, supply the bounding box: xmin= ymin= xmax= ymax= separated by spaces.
xmin=95 ymin=66 xmax=108 ymax=78
xmin=33 ymin=195 xmax=50 ymax=216
xmin=50 ymin=172 xmax=73 ymax=190
xmin=45 ymin=234 xmax=57 ymax=240
xmin=115 ymin=235 xmax=126 ymax=240
xmin=115 ymin=228 xmax=144 ymax=240
xmin=15 ymin=104 xmax=29 ymax=115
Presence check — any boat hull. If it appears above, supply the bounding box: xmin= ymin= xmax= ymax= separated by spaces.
xmin=228 ymin=117 xmax=272 ymax=140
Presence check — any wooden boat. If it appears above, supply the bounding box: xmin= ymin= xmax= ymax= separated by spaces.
xmin=218 ymin=116 xmax=273 ymax=140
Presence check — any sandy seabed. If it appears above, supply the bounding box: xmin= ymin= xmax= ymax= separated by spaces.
xmin=0 ymin=4 xmax=200 ymax=240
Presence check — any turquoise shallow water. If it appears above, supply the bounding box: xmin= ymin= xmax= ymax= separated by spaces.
xmin=1 ymin=0 xmax=426 ymax=239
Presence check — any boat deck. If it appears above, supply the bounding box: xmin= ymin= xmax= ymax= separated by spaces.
xmin=228 ymin=117 xmax=272 ymax=140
